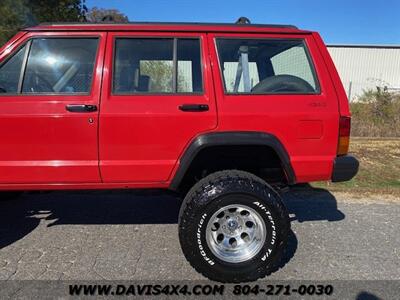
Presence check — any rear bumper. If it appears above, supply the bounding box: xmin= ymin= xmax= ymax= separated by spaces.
xmin=331 ymin=155 xmax=359 ymax=182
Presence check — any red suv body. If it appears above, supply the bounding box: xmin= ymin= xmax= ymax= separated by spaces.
xmin=0 ymin=22 xmax=358 ymax=282
xmin=0 ymin=22 xmax=357 ymax=190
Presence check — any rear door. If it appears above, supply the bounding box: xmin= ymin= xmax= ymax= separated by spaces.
xmin=208 ymin=32 xmax=339 ymax=182
xmin=99 ymin=31 xmax=216 ymax=183
xmin=0 ymin=32 xmax=106 ymax=184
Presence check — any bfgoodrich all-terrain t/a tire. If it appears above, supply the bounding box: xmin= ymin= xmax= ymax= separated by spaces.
xmin=178 ymin=170 xmax=290 ymax=283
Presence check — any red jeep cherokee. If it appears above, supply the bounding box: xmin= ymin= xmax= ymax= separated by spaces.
xmin=0 ymin=20 xmax=358 ymax=282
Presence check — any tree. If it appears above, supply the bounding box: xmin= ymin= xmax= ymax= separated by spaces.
xmin=27 ymin=0 xmax=87 ymax=24
xmin=0 ymin=0 xmax=29 ymax=47
xmin=86 ymin=7 xmax=129 ymax=23
xmin=0 ymin=0 xmax=87 ymax=47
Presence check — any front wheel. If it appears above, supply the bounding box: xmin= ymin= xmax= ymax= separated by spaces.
xmin=178 ymin=170 xmax=290 ymax=283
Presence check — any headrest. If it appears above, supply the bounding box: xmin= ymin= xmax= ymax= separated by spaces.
xmin=137 ymin=75 xmax=151 ymax=92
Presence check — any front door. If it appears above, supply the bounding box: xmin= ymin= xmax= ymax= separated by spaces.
xmin=99 ymin=32 xmax=217 ymax=183
xmin=0 ymin=32 xmax=106 ymax=184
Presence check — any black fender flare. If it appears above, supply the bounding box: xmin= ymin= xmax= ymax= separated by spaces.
xmin=169 ymin=131 xmax=296 ymax=190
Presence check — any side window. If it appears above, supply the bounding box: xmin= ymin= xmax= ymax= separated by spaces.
xmin=22 ymin=38 xmax=98 ymax=94
xmin=113 ymin=38 xmax=203 ymax=94
xmin=270 ymin=44 xmax=317 ymax=90
xmin=117 ymin=39 xmax=174 ymax=93
xmin=0 ymin=45 xmax=27 ymax=94
xmin=222 ymin=61 xmax=259 ymax=93
xmin=177 ymin=39 xmax=202 ymax=93
xmin=216 ymin=38 xmax=319 ymax=94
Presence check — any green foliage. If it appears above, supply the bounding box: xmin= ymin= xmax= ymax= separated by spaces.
xmin=351 ymin=87 xmax=400 ymax=137
xmin=86 ymin=7 xmax=129 ymax=23
xmin=0 ymin=1 xmax=130 ymax=48
xmin=140 ymin=61 xmax=173 ymax=93
xmin=0 ymin=0 xmax=29 ymax=47
xmin=0 ymin=0 xmax=87 ymax=47
xmin=27 ymin=0 xmax=87 ymax=23
xmin=140 ymin=61 xmax=189 ymax=93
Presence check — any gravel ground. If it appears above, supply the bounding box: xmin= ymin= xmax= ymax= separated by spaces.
xmin=0 ymin=188 xmax=399 ymax=281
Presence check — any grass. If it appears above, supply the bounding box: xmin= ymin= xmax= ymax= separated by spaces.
xmin=312 ymin=138 xmax=400 ymax=195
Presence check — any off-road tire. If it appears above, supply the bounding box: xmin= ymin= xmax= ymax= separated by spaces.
xmin=178 ymin=170 xmax=290 ymax=283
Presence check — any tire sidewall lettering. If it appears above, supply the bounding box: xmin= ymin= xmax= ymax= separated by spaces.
xmin=196 ymin=213 xmax=215 ymax=265
xmin=253 ymin=201 xmax=277 ymax=261
xmin=195 ymin=198 xmax=279 ymax=266
xmin=179 ymin=171 xmax=290 ymax=282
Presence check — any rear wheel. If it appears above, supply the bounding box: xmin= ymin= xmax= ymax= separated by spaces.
xmin=178 ymin=170 xmax=290 ymax=282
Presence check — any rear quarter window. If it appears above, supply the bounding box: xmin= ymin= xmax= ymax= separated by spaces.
xmin=216 ymin=38 xmax=319 ymax=94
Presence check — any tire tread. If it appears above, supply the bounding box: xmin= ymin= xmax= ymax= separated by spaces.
xmin=178 ymin=170 xmax=290 ymax=282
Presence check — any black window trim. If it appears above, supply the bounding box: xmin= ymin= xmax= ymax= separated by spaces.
xmin=111 ymin=36 xmax=205 ymax=96
xmin=0 ymin=41 xmax=30 ymax=95
xmin=18 ymin=40 xmax=32 ymax=93
xmin=0 ymin=36 xmax=101 ymax=96
xmin=214 ymin=37 xmax=322 ymax=96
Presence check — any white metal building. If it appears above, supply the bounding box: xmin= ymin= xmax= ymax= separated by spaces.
xmin=327 ymin=45 xmax=400 ymax=100
xmin=212 ymin=44 xmax=400 ymax=101
xmin=150 ymin=44 xmax=400 ymax=102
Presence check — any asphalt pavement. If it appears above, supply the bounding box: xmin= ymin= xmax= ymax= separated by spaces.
xmin=0 ymin=188 xmax=399 ymax=281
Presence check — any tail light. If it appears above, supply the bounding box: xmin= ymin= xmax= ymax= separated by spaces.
xmin=337 ymin=116 xmax=351 ymax=156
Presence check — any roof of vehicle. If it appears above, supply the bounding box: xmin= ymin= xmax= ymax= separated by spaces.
xmin=23 ymin=22 xmax=311 ymax=34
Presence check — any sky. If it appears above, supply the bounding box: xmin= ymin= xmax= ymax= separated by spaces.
xmin=86 ymin=0 xmax=400 ymax=45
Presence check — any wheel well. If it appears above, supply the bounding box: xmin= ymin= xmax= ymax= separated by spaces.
xmin=176 ymin=145 xmax=288 ymax=193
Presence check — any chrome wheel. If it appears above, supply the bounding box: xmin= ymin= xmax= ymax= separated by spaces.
xmin=206 ymin=204 xmax=266 ymax=263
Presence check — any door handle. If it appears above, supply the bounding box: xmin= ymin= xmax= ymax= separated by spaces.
xmin=179 ymin=104 xmax=209 ymax=112
xmin=66 ymin=104 xmax=98 ymax=113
